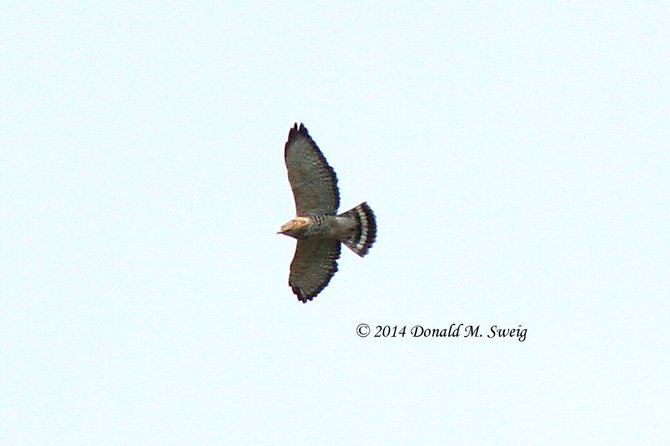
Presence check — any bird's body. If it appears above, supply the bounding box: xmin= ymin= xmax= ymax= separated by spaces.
xmin=280 ymin=215 xmax=352 ymax=239
xmin=279 ymin=123 xmax=376 ymax=302
xmin=280 ymin=204 xmax=375 ymax=255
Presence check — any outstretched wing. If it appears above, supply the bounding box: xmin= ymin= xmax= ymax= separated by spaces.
xmin=289 ymin=239 xmax=341 ymax=302
xmin=284 ymin=123 xmax=340 ymax=216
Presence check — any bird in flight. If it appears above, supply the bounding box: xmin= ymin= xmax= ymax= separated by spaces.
xmin=279 ymin=123 xmax=377 ymax=303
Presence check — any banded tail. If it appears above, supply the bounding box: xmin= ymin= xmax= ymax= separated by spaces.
xmin=339 ymin=202 xmax=377 ymax=257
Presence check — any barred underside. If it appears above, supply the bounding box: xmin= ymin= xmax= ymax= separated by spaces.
xmin=340 ymin=202 xmax=377 ymax=257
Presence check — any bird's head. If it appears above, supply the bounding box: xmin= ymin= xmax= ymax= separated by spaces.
xmin=278 ymin=217 xmax=310 ymax=238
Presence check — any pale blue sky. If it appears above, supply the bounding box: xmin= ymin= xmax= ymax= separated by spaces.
xmin=2 ymin=2 xmax=669 ymax=444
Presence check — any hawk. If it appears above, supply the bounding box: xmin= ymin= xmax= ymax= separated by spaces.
xmin=279 ymin=123 xmax=377 ymax=303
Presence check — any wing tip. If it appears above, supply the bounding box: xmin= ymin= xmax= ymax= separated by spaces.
xmin=285 ymin=122 xmax=310 ymax=155
xmin=291 ymin=261 xmax=339 ymax=303
xmin=288 ymin=122 xmax=308 ymax=139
